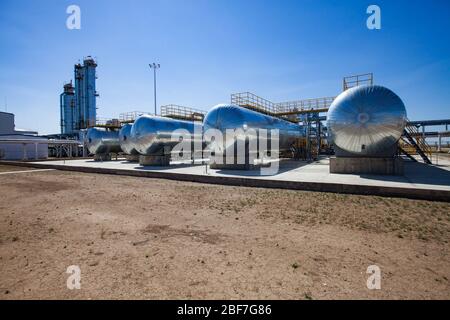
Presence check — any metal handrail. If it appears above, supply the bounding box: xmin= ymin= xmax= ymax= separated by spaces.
xmin=276 ymin=97 xmax=336 ymax=113
xmin=160 ymin=105 xmax=206 ymax=121
xmin=231 ymin=92 xmax=278 ymax=115
xmin=231 ymin=92 xmax=335 ymax=116
xmin=343 ymin=73 xmax=373 ymax=91
xmin=119 ymin=111 xmax=152 ymax=123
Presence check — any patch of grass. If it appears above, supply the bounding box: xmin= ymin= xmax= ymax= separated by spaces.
xmin=304 ymin=293 xmax=313 ymax=300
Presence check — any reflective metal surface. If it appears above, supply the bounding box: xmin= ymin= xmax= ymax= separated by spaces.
xmin=131 ymin=115 xmax=203 ymax=155
xmin=203 ymin=104 xmax=304 ymax=156
xmin=119 ymin=124 xmax=138 ymax=155
xmin=86 ymin=128 xmax=122 ymax=154
xmin=327 ymin=85 xmax=407 ymax=157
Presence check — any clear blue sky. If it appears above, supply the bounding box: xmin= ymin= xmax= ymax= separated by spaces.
xmin=0 ymin=0 xmax=449 ymax=134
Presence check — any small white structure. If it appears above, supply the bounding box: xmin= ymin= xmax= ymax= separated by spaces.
xmin=0 ymin=111 xmax=48 ymax=160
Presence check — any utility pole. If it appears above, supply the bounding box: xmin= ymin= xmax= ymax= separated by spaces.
xmin=149 ymin=63 xmax=160 ymax=115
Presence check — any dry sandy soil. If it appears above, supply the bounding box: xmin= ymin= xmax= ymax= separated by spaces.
xmin=0 ymin=164 xmax=449 ymax=299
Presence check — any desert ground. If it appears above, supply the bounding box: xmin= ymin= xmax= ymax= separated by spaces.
xmin=0 ymin=164 xmax=449 ymax=299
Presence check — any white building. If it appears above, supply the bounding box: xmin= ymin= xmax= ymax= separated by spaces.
xmin=0 ymin=111 xmax=48 ymax=160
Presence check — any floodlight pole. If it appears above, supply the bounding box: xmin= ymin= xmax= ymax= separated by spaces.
xmin=149 ymin=63 xmax=160 ymax=115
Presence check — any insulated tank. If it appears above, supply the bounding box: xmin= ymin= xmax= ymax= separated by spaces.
xmin=131 ymin=115 xmax=203 ymax=156
xmin=327 ymin=85 xmax=407 ymax=157
xmin=203 ymin=104 xmax=304 ymax=156
xmin=86 ymin=128 xmax=122 ymax=155
xmin=119 ymin=124 xmax=138 ymax=155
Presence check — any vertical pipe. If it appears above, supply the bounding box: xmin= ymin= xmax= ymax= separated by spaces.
xmin=60 ymin=93 xmax=64 ymax=134
xmin=438 ymin=134 xmax=441 ymax=152
xmin=154 ymin=67 xmax=157 ymax=115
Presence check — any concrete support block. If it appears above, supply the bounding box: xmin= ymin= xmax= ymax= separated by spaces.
xmin=210 ymin=162 xmax=252 ymax=170
xmin=139 ymin=154 xmax=171 ymax=166
xmin=94 ymin=154 xmax=111 ymax=161
xmin=330 ymin=157 xmax=404 ymax=175
xmin=125 ymin=154 xmax=140 ymax=162
xmin=209 ymin=155 xmax=272 ymax=170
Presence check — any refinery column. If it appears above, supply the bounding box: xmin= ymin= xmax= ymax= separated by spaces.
xmin=60 ymin=81 xmax=75 ymax=134
xmin=74 ymin=56 xmax=98 ymax=130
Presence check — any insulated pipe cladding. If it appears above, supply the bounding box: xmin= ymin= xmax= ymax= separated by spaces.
xmin=119 ymin=124 xmax=138 ymax=155
xmin=131 ymin=115 xmax=203 ymax=156
xmin=202 ymin=104 xmax=305 ymax=159
xmin=327 ymin=85 xmax=407 ymax=157
xmin=86 ymin=127 xmax=122 ymax=155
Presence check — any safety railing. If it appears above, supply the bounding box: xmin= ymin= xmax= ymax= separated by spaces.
xmin=119 ymin=111 xmax=152 ymax=123
xmin=231 ymin=92 xmax=335 ymax=116
xmin=276 ymin=97 xmax=336 ymax=114
xmin=231 ymin=92 xmax=278 ymax=115
xmin=160 ymin=105 xmax=206 ymax=121
xmin=94 ymin=117 xmax=121 ymax=128
xmin=343 ymin=73 xmax=373 ymax=91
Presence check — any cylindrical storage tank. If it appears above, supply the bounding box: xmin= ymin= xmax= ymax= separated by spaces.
xmin=327 ymin=85 xmax=407 ymax=157
xmin=203 ymin=104 xmax=304 ymax=158
xmin=131 ymin=115 xmax=203 ymax=156
xmin=86 ymin=128 xmax=122 ymax=154
xmin=119 ymin=124 xmax=138 ymax=155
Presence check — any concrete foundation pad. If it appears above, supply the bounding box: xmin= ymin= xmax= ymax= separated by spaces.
xmin=139 ymin=155 xmax=171 ymax=166
xmin=330 ymin=157 xmax=404 ymax=175
xmin=2 ymin=156 xmax=450 ymax=202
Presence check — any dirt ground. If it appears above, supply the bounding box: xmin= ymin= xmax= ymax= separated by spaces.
xmin=0 ymin=164 xmax=449 ymax=300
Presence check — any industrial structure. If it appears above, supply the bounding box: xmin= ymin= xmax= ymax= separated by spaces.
xmin=131 ymin=114 xmax=203 ymax=166
xmin=203 ymin=104 xmax=305 ymax=169
xmin=53 ymin=63 xmax=449 ymax=176
xmin=59 ymin=81 xmax=76 ymax=134
xmin=85 ymin=127 xmax=121 ymax=161
xmin=327 ymin=85 xmax=407 ymax=175
xmin=119 ymin=124 xmax=139 ymax=161
xmin=60 ymin=56 xmax=98 ymax=136
xmin=0 ymin=111 xmax=81 ymax=160
xmin=0 ymin=111 xmax=47 ymax=160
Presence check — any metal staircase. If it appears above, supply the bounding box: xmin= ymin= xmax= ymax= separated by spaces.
xmin=400 ymin=120 xmax=432 ymax=164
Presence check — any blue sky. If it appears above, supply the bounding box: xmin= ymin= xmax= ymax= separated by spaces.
xmin=0 ymin=0 xmax=449 ymax=134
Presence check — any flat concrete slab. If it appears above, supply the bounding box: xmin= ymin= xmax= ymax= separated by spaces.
xmin=2 ymin=156 xmax=450 ymax=201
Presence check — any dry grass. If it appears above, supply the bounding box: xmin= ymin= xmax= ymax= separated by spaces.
xmin=203 ymin=187 xmax=450 ymax=243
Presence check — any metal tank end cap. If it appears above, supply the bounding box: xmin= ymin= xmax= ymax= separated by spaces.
xmin=357 ymin=112 xmax=370 ymax=124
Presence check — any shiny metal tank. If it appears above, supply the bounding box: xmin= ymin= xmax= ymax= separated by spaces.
xmin=86 ymin=128 xmax=122 ymax=155
xmin=203 ymin=104 xmax=304 ymax=156
xmin=327 ymin=85 xmax=407 ymax=157
xmin=119 ymin=124 xmax=138 ymax=155
xmin=131 ymin=115 xmax=203 ymax=155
